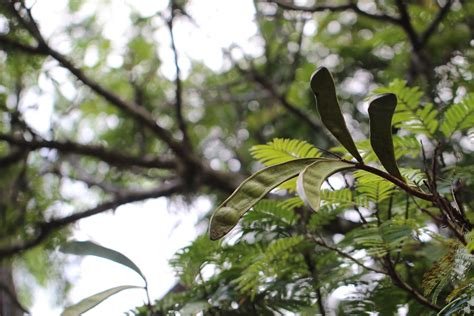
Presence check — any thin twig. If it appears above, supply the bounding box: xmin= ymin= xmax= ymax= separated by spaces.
xmin=310 ymin=236 xmax=386 ymax=275
xmin=167 ymin=2 xmax=191 ymax=149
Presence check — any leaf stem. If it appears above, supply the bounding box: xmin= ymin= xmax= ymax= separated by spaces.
xmin=347 ymin=161 xmax=434 ymax=202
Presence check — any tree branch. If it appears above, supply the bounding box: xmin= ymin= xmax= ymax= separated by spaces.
xmin=419 ymin=0 xmax=453 ymax=46
xmin=168 ymin=2 xmax=191 ymax=149
xmin=384 ymin=256 xmax=440 ymax=311
xmin=0 ymin=282 xmax=30 ymax=315
xmin=266 ymin=0 xmax=400 ymax=24
xmin=238 ymin=66 xmax=322 ymax=132
xmin=0 ymin=179 xmax=184 ymax=259
xmin=0 ymin=133 xmax=177 ymax=169
xmin=0 ymin=149 xmax=28 ymax=168
xmin=394 ymin=0 xmax=421 ymax=51
xmin=4 ymin=3 xmax=198 ymax=166
xmin=0 ymin=34 xmax=46 ymax=55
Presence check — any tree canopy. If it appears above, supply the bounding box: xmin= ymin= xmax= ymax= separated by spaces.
xmin=0 ymin=0 xmax=473 ymax=315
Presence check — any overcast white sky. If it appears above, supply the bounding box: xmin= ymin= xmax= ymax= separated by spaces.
xmin=23 ymin=0 xmax=258 ymax=315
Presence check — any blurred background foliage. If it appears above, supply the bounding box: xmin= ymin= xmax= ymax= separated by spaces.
xmin=0 ymin=0 xmax=473 ymax=314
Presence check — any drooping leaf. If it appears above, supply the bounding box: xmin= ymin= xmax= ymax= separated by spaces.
xmin=296 ymin=159 xmax=353 ymax=212
xmin=374 ymin=79 xmax=438 ymax=136
xmin=60 ymin=241 xmax=146 ymax=283
xmin=209 ymin=158 xmax=318 ymax=240
xmin=61 ymin=285 xmax=142 ymax=316
xmin=368 ymin=93 xmax=403 ymax=180
xmin=310 ymin=67 xmax=363 ymax=162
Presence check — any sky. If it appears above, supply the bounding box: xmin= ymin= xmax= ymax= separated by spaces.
xmin=22 ymin=0 xmax=258 ymax=315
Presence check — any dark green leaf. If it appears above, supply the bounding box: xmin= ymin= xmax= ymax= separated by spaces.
xmin=310 ymin=67 xmax=363 ymax=162
xmin=368 ymin=93 xmax=403 ymax=180
xmin=209 ymin=158 xmax=318 ymax=240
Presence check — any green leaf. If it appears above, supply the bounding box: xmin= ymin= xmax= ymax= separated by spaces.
xmin=296 ymin=159 xmax=353 ymax=212
xmin=250 ymin=138 xmax=321 ymax=166
xmin=374 ymin=79 xmax=438 ymax=136
xmin=440 ymin=93 xmax=474 ymax=138
xmin=310 ymin=67 xmax=363 ymax=162
xmin=61 ymin=285 xmax=142 ymax=316
xmin=60 ymin=241 xmax=146 ymax=283
xmin=368 ymin=93 xmax=403 ymax=180
xmin=209 ymin=158 xmax=318 ymax=240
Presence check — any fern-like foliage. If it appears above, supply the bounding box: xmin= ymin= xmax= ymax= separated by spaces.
xmin=422 ymin=242 xmax=474 ymax=305
xmin=374 ymin=80 xmax=438 ymax=137
xmin=350 ymin=135 xmax=420 ymax=164
xmin=233 ymin=236 xmax=305 ymax=298
xmin=321 ymin=188 xmax=369 ymax=208
xmin=353 ymin=170 xmax=395 ymax=203
xmin=170 ymin=235 xmax=220 ymax=287
xmin=241 ymin=199 xmax=297 ymax=237
xmin=341 ymin=219 xmax=415 ymax=257
xmin=440 ymin=93 xmax=474 ymax=138
xmin=250 ymin=138 xmax=321 ymax=166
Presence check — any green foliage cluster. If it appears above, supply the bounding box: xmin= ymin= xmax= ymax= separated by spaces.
xmin=137 ymin=76 xmax=474 ymax=315
xmin=0 ymin=0 xmax=473 ymax=315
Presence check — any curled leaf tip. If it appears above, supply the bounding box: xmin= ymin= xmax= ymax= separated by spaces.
xmin=368 ymin=93 xmax=404 ymax=181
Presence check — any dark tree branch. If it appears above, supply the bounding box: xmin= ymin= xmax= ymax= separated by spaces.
xmin=420 ymin=0 xmax=454 ymax=46
xmin=0 ymin=149 xmax=28 ymax=168
xmin=168 ymin=2 xmax=191 ymax=150
xmin=395 ymin=0 xmax=421 ymax=51
xmin=3 ymin=3 xmax=198 ymax=166
xmin=0 ymin=35 xmax=45 ymax=55
xmin=238 ymin=66 xmax=322 ymax=132
xmin=0 ymin=282 xmax=30 ymax=315
xmin=384 ymin=256 xmax=441 ymax=311
xmin=266 ymin=0 xmax=400 ymax=24
xmin=0 ymin=134 xmax=177 ymax=169
xmin=0 ymin=179 xmax=184 ymax=259
xmin=48 ymin=168 xmax=138 ymax=196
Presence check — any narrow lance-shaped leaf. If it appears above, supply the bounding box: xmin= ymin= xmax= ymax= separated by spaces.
xmin=61 ymin=285 xmax=142 ymax=316
xmin=297 ymin=159 xmax=354 ymax=212
xmin=310 ymin=67 xmax=363 ymax=162
xmin=60 ymin=241 xmax=146 ymax=283
xmin=368 ymin=93 xmax=404 ymax=180
xmin=209 ymin=158 xmax=319 ymax=240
